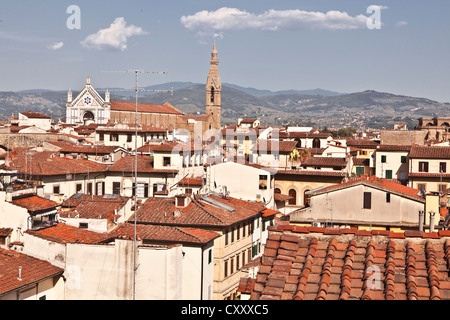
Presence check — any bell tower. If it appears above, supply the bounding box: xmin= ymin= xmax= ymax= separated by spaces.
xmin=205 ymin=41 xmax=221 ymax=129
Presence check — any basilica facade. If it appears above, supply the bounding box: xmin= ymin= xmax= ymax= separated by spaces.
xmin=65 ymin=43 xmax=222 ymax=139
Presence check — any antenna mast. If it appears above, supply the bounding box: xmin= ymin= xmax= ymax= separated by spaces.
xmin=101 ymin=68 xmax=171 ymax=300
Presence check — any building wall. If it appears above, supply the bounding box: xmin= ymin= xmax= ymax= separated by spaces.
xmin=290 ymin=184 xmax=424 ymax=229
xmin=0 ymin=276 xmax=65 ymax=300
xmin=380 ymin=130 xmax=426 ymax=146
xmin=274 ymin=174 xmax=344 ymax=212
xmin=0 ymin=192 xmax=30 ymax=243
xmin=206 ymin=162 xmax=275 ymax=209
xmin=375 ymin=151 xmax=409 ymax=180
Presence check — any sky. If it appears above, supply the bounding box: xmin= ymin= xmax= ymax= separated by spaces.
xmin=1 ymin=0 xmax=450 ymax=102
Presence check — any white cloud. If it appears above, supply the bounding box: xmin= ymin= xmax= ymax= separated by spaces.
xmin=81 ymin=17 xmax=147 ymax=51
xmin=396 ymin=20 xmax=408 ymax=27
xmin=47 ymin=41 xmax=64 ymax=50
xmin=181 ymin=7 xmax=369 ymax=39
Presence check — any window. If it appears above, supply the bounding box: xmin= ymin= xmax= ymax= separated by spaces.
xmin=439 ymin=184 xmax=447 ymax=194
xmin=79 ymin=222 xmax=88 ymax=229
xmin=356 ymin=166 xmax=365 ymax=176
xmin=185 ymin=188 xmax=193 ymax=194
xmin=53 ymin=185 xmax=60 ymax=194
xmin=113 ymin=182 xmax=121 ymax=195
xmin=419 ymin=161 xmax=429 ymax=172
xmin=87 ymin=182 xmax=93 ymax=195
xmin=304 ymin=190 xmax=311 ymax=207
xmin=312 ymin=138 xmax=320 ymax=149
xmin=386 ymin=192 xmax=391 ymax=203
xmin=236 ymin=254 xmax=240 ymax=270
xmin=99 ymin=133 xmax=104 ymax=141
xmin=225 ymin=230 xmax=228 ymax=246
xmin=363 ymin=192 xmax=372 ymax=209
xmin=236 ymin=224 xmax=240 ymax=241
xmin=76 ymin=183 xmax=82 ymax=193
xmin=401 ymin=156 xmax=407 ymax=163
xmin=230 ymin=258 xmax=234 ymax=275
xmin=385 ymin=170 xmax=393 ymax=179
xmin=163 ymin=157 xmax=171 ymax=167
xmin=127 ymin=134 xmax=132 ymax=142
xmin=110 ymin=134 xmax=119 ymax=142
xmin=208 ymin=249 xmax=212 ymax=264
xmin=288 ymin=189 xmax=297 ymax=205
xmin=259 ymin=175 xmax=268 ymax=190
xmin=231 ymin=227 xmax=234 ymax=243
xmin=381 ymin=155 xmax=387 ymax=163
xmin=224 ymin=260 xmax=228 ymax=278
xmin=440 ymin=162 xmax=447 ymax=173
xmin=418 ymin=184 xmax=426 ymax=192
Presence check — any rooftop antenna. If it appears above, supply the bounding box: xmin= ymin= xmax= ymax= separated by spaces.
xmin=101 ymin=68 xmax=172 ymax=300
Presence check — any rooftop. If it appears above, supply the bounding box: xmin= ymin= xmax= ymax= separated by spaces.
xmin=11 ymin=195 xmax=58 ymax=212
xmin=132 ymin=194 xmax=267 ymax=227
xmin=25 ymin=223 xmax=109 ymax=244
xmin=0 ymin=247 xmax=64 ymax=296
xmin=250 ymin=225 xmax=450 ymax=300
xmin=110 ymin=101 xmax=184 ymax=115
xmin=107 ymin=223 xmax=220 ymax=245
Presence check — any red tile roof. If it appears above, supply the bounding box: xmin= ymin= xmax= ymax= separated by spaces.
xmin=409 ymin=145 xmax=450 ymax=159
xmin=178 ymin=177 xmax=203 ymax=187
xmin=110 ymin=101 xmax=184 ymax=115
xmin=8 ymin=150 xmax=108 ymax=176
xmin=376 ymin=145 xmax=412 ymax=152
xmin=19 ymin=111 xmax=52 ymax=119
xmin=59 ymin=195 xmax=130 ymax=221
xmin=132 ymin=194 xmax=266 ymax=227
xmin=96 ymin=123 xmax=167 ymax=133
xmin=253 ymin=140 xmax=298 ymax=153
xmin=279 ymin=131 xmax=332 ymax=139
xmin=107 ymin=223 xmax=220 ymax=245
xmin=250 ymin=225 xmax=450 ymax=300
xmin=310 ymin=175 xmax=424 ymax=201
xmin=0 ymin=247 xmax=64 ymax=296
xmin=11 ymin=195 xmax=58 ymax=212
xmin=276 ymin=170 xmax=347 ymax=177
xmin=137 ymin=142 xmax=180 ymax=153
xmin=59 ymin=144 xmax=119 ymax=155
xmin=302 ymin=156 xmax=347 ymax=168
xmin=25 ymin=223 xmax=109 ymax=244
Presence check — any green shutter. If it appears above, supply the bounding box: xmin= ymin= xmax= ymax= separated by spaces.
xmin=385 ymin=170 xmax=393 ymax=179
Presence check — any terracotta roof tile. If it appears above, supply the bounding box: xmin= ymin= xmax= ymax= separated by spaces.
xmin=107 ymin=223 xmax=219 ymax=244
xmin=11 ymin=195 xmax=58 ymax=212
xmin=409 ymin=145 xmax=450 ymax=159
xmin=110 ymin=101 xmax=184 ymax=115
xmin=132 ymin=194 xmax=266 ymax=227
xmin=25 ymin=223 xmax=108 ymax=244
xmin=251 ymin=226 xmax=450 ymax=300
xmin=0 ymin=248 xmax=64 ymax=296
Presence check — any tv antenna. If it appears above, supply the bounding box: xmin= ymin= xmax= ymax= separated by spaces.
xmin=101 ymin=68 xmax=172 ymax=300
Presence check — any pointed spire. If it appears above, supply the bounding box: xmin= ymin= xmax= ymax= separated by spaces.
xmin=211 ymin=41 xmax=218 ymax=61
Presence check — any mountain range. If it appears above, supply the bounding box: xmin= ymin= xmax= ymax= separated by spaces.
xmin=1 ymin=82 xmax=449 ymax=130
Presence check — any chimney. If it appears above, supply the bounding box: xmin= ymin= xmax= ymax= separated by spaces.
xmin=419 ymin=210 xmax=424 ymax=232
xmin=429 ymin=210 xmax=436 ymax=232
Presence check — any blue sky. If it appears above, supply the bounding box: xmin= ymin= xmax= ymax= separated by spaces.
xmin=1 ymin=1 xmax=450 ymax=103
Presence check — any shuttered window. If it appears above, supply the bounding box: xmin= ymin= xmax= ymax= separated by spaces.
xmin=363 ymin=192 xmax=372 ymax=209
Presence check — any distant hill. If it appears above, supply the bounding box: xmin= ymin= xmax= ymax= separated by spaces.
xmin=0 ymin=82 xmax=448 ymax=129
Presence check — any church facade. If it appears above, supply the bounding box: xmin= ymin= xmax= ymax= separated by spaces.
xmin=65 ymin=43 xmax=222 ymax=140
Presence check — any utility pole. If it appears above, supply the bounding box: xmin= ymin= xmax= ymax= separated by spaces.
xmin=101 ymin=69 xmax=172 ymax=300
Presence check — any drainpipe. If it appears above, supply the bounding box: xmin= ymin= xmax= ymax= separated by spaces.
xmin=419 ymin=210 xmax=424 ymax=232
